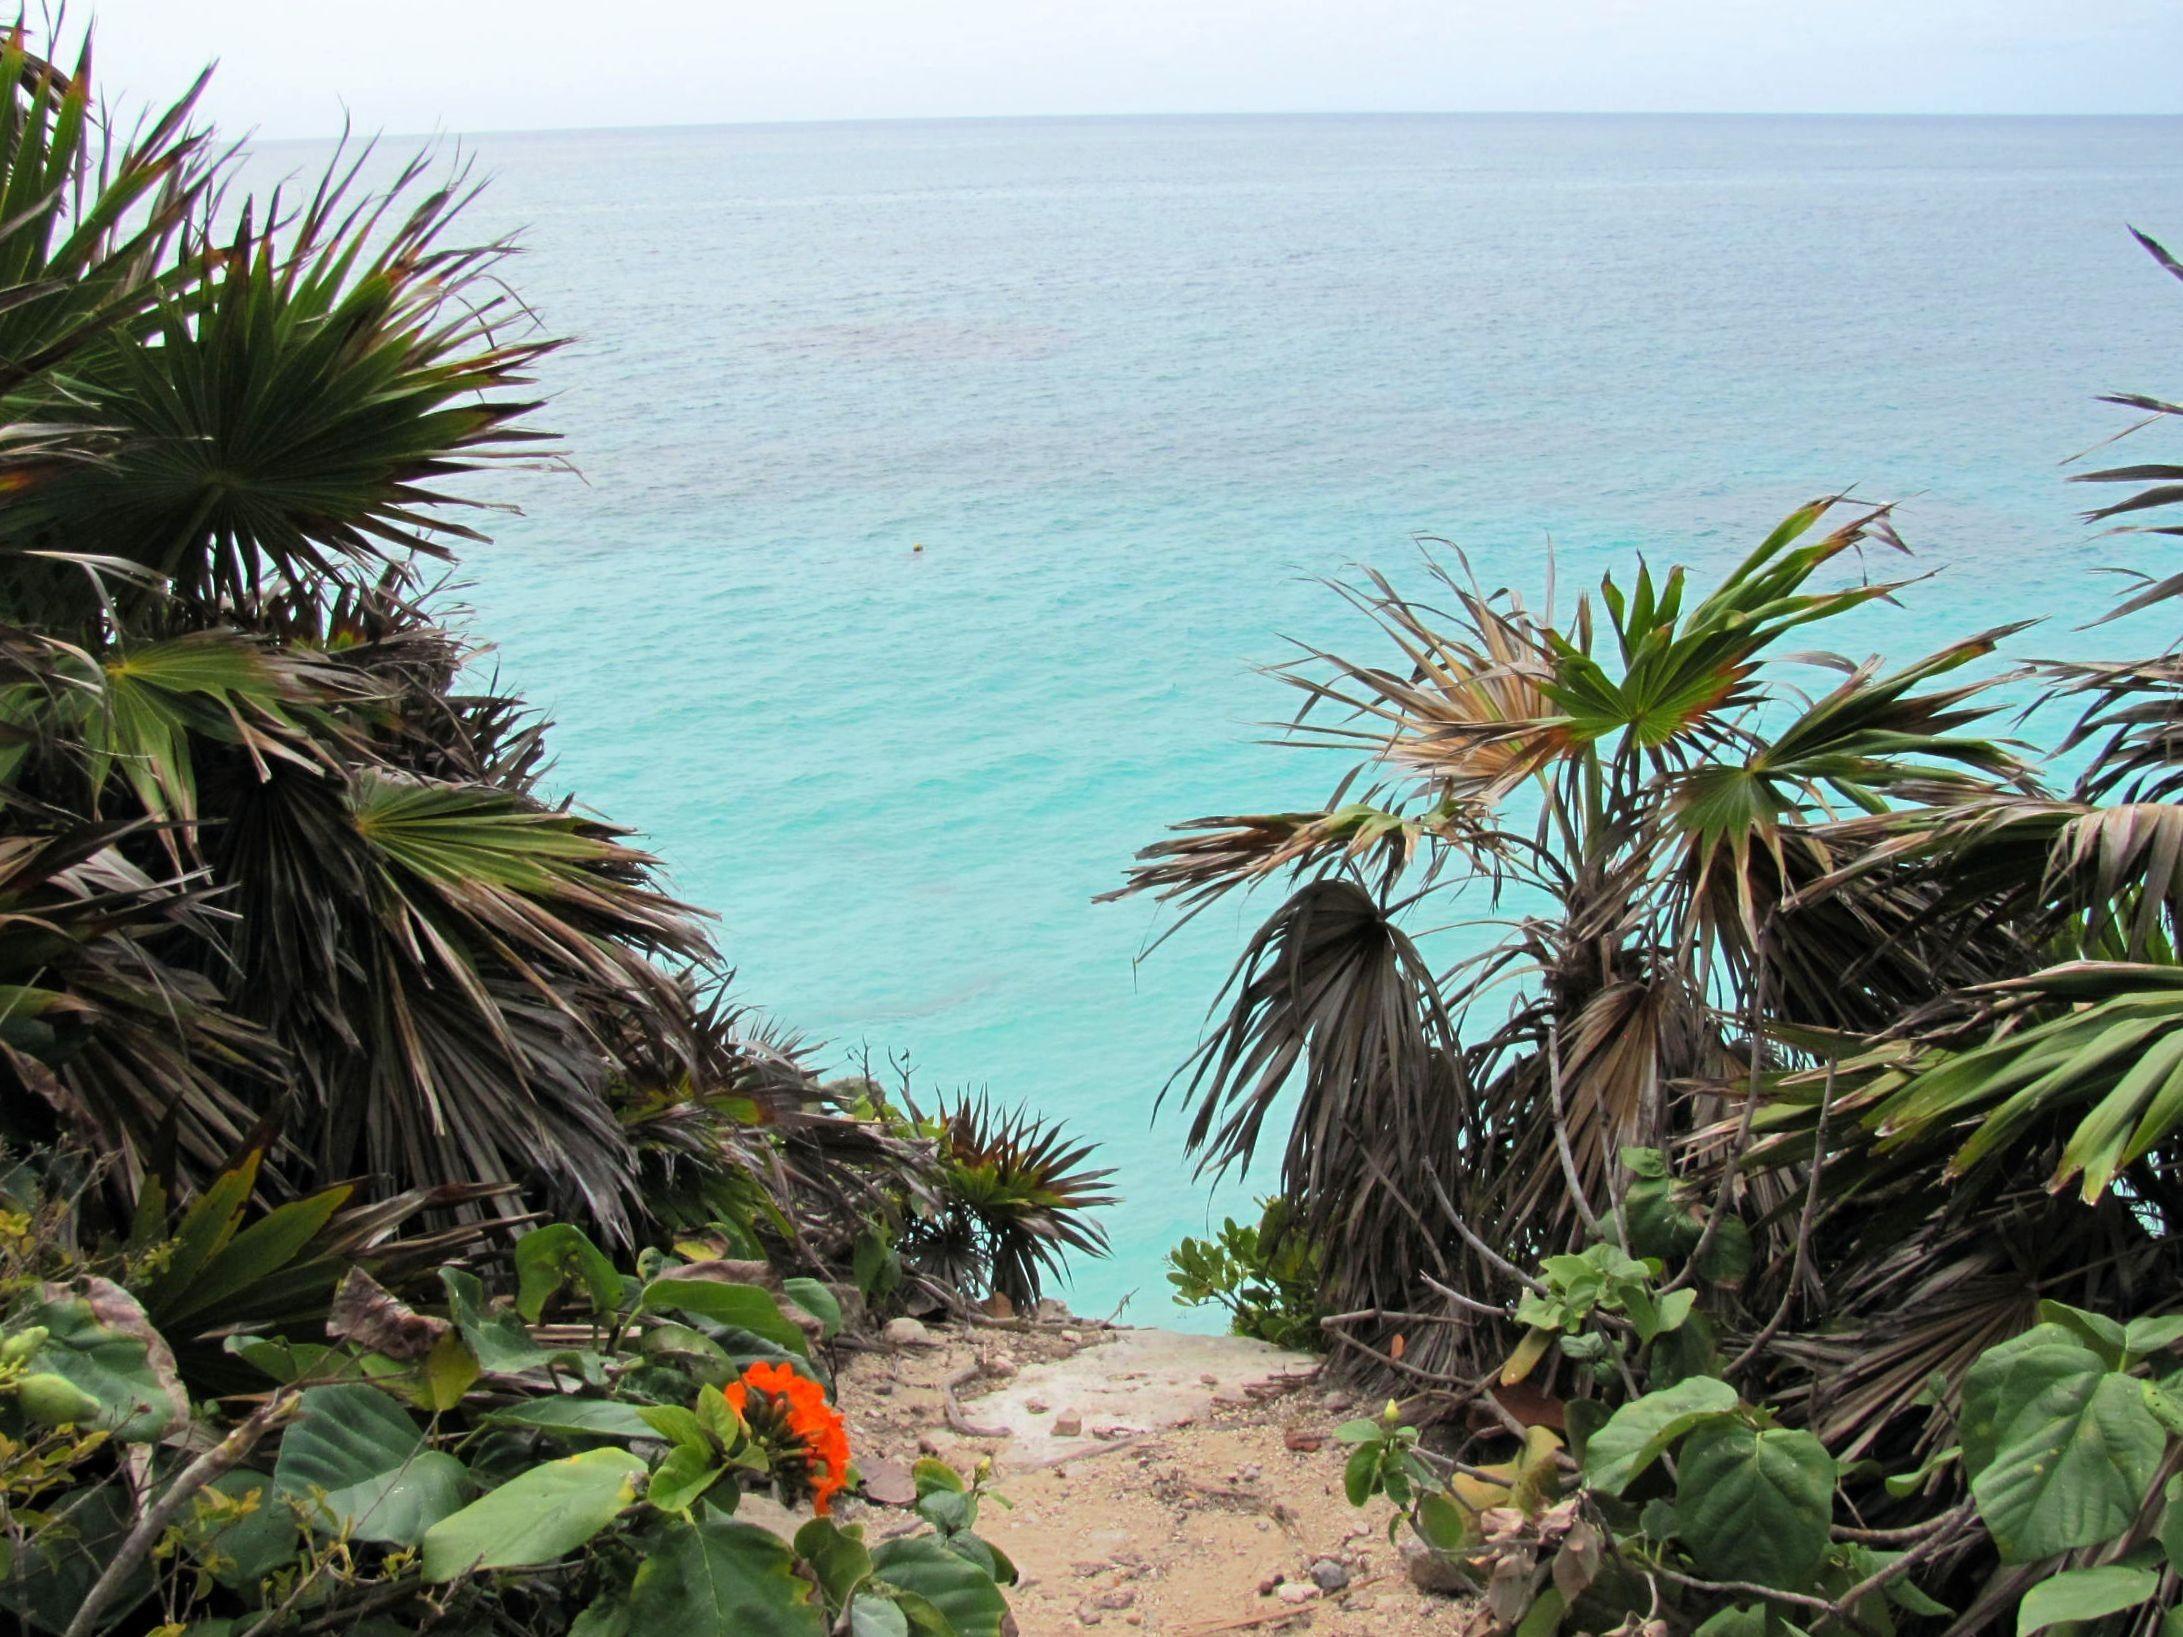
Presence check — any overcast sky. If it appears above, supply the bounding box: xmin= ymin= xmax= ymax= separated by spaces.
xmin=72 ymin=0 xmax=2183 ymax=141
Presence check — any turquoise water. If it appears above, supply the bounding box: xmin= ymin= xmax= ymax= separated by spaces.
xmin=267 ymin=114 xmax=2182 ymax=1321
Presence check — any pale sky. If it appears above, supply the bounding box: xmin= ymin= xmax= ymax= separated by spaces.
xmin=73 ymin=0 xmax=2183 ymax=140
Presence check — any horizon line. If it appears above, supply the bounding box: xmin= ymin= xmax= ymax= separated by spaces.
xmin=242 ymin=104 xmax=2183 ymax=148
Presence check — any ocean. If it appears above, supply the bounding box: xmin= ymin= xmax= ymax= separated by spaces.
xmin=257 ymin=112 xmax=2183 ymax=1322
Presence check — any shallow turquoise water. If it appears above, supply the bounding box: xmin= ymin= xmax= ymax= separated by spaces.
xmin=263 ymin=114 xmax=2182 ymax=1322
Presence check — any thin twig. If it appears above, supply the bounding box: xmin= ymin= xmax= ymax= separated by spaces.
xmin=1546 ymin=1018 xmax=1605 ymax=1238
xmin=65 ymin=1392 xmax=297 ymax=1637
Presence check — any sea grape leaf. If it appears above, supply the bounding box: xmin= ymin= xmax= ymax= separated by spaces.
xmin=1583 ymin=1375 xmax=1739 ymax=1495
xmin=316 ymin=1454 xmax=470 ymax=1548
xmin=480 ymin=1398 xmax=660 ymax=1441
xmin=515 ymin=1224 xmax=626 ymax=1323
xmin=646 ymin=1443 xmax=727 ymax=1515
xmin=624 ymin=1515 xmax=827 ymax=1634
xmin=870 ymin=1536 xmax=1009 ymax=1637
xmin=1674 ymin=1422 xmax=1836 ymax=1591
xmin=440 ymin=1267 xmax=552 ymax=1374
xmin=420 ymin=1447 xmax=646 ymax=1580
xmin=1961 ymin=1324 xmax=2166 ymax=1561
xmin=795 ymin=1517 xmax=875 ymax=1610
xmin=638 ymin=1277 xmax=809 ymax=1357
xmin=782 ymin=1278 xmax=844 ymax=1339
xmin=850 ymin=1595 xmax=912 ymax=1637
xmin=2016 ymin=1564 xmax=2161 ymax=1634
xmin=272 ymin=1384 xmax=467 ymax=1545
xmin=22 ymin=1283 xmax=187 ymax=1440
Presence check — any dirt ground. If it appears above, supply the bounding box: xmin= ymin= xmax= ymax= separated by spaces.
xmin=832 ymin=1320 xmax=1472 ymax=1636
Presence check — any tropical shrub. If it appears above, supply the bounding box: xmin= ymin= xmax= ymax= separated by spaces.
xmin=0 ymin=1147 xmax=1015 ymax=1636
xmin=1165 ymin=1196 xmax=1327 ymax=1349
xmin=1115 ymin=228 xmax=2183 ymax=1631
xmin=0 ymin=19 xmax=1107 ymax=1313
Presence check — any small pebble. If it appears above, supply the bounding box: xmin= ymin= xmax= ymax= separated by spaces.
xmin=1277 ymin=1583 xmax=1321 ymax=1605
xmin=1310 ymin=1559 xmax=1351 ymax=1592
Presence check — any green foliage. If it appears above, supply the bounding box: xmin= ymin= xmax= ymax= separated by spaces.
xmin=1119 ymin=228 xmax=2183 ymax=1637
xmin=1164 ymin=1196 xmax=1326 ymax=1348
xmin=0 ymin=1192 xmax=1015 ymax=1636
xmin=903 ymin=1092 xmax=1115 ymax=1309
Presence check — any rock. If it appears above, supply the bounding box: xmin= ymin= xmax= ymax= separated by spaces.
xmin=882 ymin=1316 xmax=933 ymax=1346
xmin=1277 ymin=1583 xmax=1321 ymax=1605
xmin=981 ymin=1291 xmax=1017 ymax=1319
xmin=1401 ymin=1540 xmax=1472 ymax=1595
xmin=1309 ymin=1559 xmax=1351 ymax=1592
xmin=1257 ymin=1577 xmax=1284 ymax=1597
xmin=1200 ymin=1373 xmax=1219 ymax=1385
xmin=1283 ymin=1427 xmax=1325 ymax=1453
xmin=1323 ymin=1391 xmax=1354 ymax=1412
xmin=981 ymin=1353 xmax=1019 ymax=1380
xmin=1092 ymin=1589 xmax=1137 ymax=1610
xmin=1027 ymin=1399 xmax=1051 ymax=1414
xmin=861 ymin=1459 xmax=917 ymax=1508
xmin=1052 ymin=1411 xmax=1083 ymax=1437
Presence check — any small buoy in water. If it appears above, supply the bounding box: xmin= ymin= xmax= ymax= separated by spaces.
xmin=912 ymin=542 xmax=925 ymax=552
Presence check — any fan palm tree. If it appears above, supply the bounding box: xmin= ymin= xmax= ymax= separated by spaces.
xmin=1112 ymin=496 xmax=2035 ymax=1382
xmin=0 ymin=28 xmax=752 ymax=1238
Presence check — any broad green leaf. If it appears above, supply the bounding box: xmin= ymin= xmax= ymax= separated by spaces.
xmin=2125 ymin=1313 xmax=2183 ymax=1361
xmin=1962 ymin=1325 xmax=2166 ymax=1561
xmin=317 ymin=1453 xmax=471 ymax=1548
xmin=440 ymin=1267 xmax=551 ymax=1374
xmin=514 ymin=1224 xmax=625 ymax=1323
xmin=871 ymin=1536 xmax=1010 ymax=1637
xmin=420 ymin=1447 xmax=645 ymax=1579
xmin=22 ymin=1287 xmax=185 ymax=1440
xmin=1415 ymin=1492 xmax=1471 ymax=1553
xmin=1582 ymin=1375 xmax=1739 ymax=1495
xmin=851 ymin=1595 xmax=913 ymax=1637
xmin=796 ymin=1517 xmax=876 ymax=1610
xmin=2017 ymin=1565 xmax=2161 ymax=1634
xmin=1345 ymin=1443 xmax=1379 ymax=1506
xmin=639 ymin=1277 xmax=809 ymax=1357
xmin=2038 ymin=1301 xmax=2129 ymax=1368
xmin=646 ymin=1443 xmax=727 ymax=1514
xmin=480 ymin=1398 xmax=659 ymax=1441
xmin=1674 ymin=1422 xmax=1836 ymax=1591
xmin=570 ymin=1592 xmax=633 ymax=1637
xmin=273 ymin=1383 xmax=468 ymax=1546
xmin=625 ymin=1516 xmax=827 ymax=1635
xmin=783 ymin=1278 xmax=844 ymax=1339
xmin=2160 ymin=1474 xmax=2183 ymax=1569
xmin=913 ymin=1457 xmax=967 ymax=1495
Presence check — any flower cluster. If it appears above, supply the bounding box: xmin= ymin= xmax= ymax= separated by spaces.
xmin=724 ymin=1359 xmax=851 ymax=1515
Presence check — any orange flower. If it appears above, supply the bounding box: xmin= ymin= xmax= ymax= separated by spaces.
xmin=724 ymin=1359 xmax=851 ymax=1515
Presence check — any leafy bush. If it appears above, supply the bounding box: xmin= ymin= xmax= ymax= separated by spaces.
xmin=1343 ymin=1247 xmax=2183 ymax=1636
xmin=1165 ymin=1196 xmax=1327 ymax=1349
xmin=1115 ymin=227 xmax=2183 ymax=1632
xmin=0 ymin=1151 xmax=1016 ymax=1635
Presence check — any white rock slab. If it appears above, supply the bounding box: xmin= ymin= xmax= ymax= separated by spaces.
xmin=975 ymin=1327 xmax=1317 ymax=1469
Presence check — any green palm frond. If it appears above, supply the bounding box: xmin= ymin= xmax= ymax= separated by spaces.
xmin=913 ymin=1091 xmax=1114 ymax=1308
xmin=2 ymin=144 xmax=555 ymax=611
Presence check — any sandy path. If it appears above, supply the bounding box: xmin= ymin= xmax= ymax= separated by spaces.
xmin=832 ymin=1321 xmax=1470 ymax=1635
